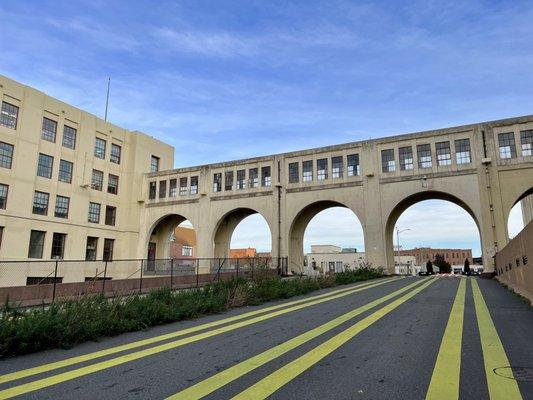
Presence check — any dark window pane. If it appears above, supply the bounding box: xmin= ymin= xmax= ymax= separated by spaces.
xmin=54 ymin=195 xmax=70 ymax=218
xmin=190 ymin=176 xmax=198 ymax=195
xmin=261 ymin=166 xmax=271 ymax=186
xmin=399 ymin=146 xmax=413 ymax=170
xmin=159 ymin=180 xmax=167 ymax=198
xmin=249 ymin=168 xmax=258 ymax=188
xmin=94 ymin=138 xmax=106 ymax=159
xmin=88 ymin=202 xmax=101 ymax=223
xmin=85 ymin=236 xmax=98 ymax=260
xmin=110 ymin=143 xmax=121 ymax=164
xmin=0 ymin=142 xmax=14 ymax=169
xmin=62 ymin=126 xmax=77 ymax=149
xmin=498 ymin=132 xmax=516 ymax=159
xmin=41 ymin=117 xmax=57 ymax=142
xmin=92 ymin=169 xmax=103 ymax=190
xmin=302 ymin=160 xmax=313 ymax=182
xmin=213 ymin=173 xmax=222 ymax=192
xmin=347 ymin=154 xmax=360 ymax=176
xmin=105 ymin=206 xmax=116 ymax=226
xmin=58 ymin=159 xmax=73 ymax=183
xmin=0 ymin=184 xmax=8 ymax=209
xmin=151 ymin=156 xmax=159 ymax=172
xmin=37 ymin=153 xmax=53 ymax=178
xmin=108 ymin=174 xmax=119 ymax=194
xmin=149 ymin=181 xmax=156 ymax=199
xmin=51 ymin=233 xmax=66 ymax=259
xmin=455 ymin=139 xmax=471 ymax=164
xmin=103 ymin=238 xmax=114 ymax=261
xmin=317 ymin=158 xmax=327 ymax=180
xmin=288 ymin=162 xmax=299 ymax=183
xmin=332 ymin=156 xmax=343 ymax=178
xmin=32 ymin=191 xmax=49 ymax=215
xmin=0 ymin=101 xmax=18 ymax=129
xmin=28 ymin=230 xmax=45 ymax=258
xmin=381 ymin=149 xmax=395 ymax=172
xmin=436 ymin=141 xmax=452 ymax=166
xmin=237 ymin=170 xmax=246 ymax=189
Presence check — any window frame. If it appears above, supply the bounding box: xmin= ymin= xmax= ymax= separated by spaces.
xmin=105 ymin=205 xmax=117 ymax=226
xmin=58 ymin=159 xmax=73 ymax=183
xmin=381 ymin=149 xmax=396 ymax=172
xmin=302 ymin=160 xmax=313 ymax=182
xmin=399 ymin=146 xmax=414 ymax=170
xmin=520 ymin=130 xmax=532 ymax=156
xmin=91 ymin=169 xmax=104 ymax=191
xmin=0 ymin=101 xmax=19 ymax=129
xmin=62 ymin=125 xmax=77 ymax=149
xmin=332 ymin=156 xmax=343 ymax=178
xmin=54 ymin=195 xmax=70 ymax=219
xmin=32 ymin=191 xmax=49 ymax=215
xmin=28 ymin=230 xmax=46 ymax=259
xmin=455 ymin=138 xmax=471 ymax=164
xmin=261 ymin=166 xmax=271 ymax=187
xmin=347 ymin=154 xmax=360 ymax=176
xmin=110 ymin=143 xmax=121 ymax=164
xmin=436 ymin=141 xmax=452 ymax=166
xmin=0 ymin=142 xmax=14 ymax=169
xmin=88 ymin=202 xmax=101 ymax=223
xmin=41 ymin=117 xmax=57 ymax=142
xmin=94 ymin=137 xmax=107 ymax=159
xmin=317 ymin=158 xmax=328 ymax=180
xmin=50 ymin=232 xmax=67 ymax=259
xmin=150 ymin=155 xmax=160 ymax=172
xmin=37 ymin=153 xmax=54 ymax=178
xmin=0 ymin=183 xmax=8 ymax=209
xmin=498 ymin=132 xmax=516 ymax=159
xmin=107 ymin=174 xmax=119 ymax=195
xmin=85 ymin=236 xmax=98 ymax=261
xmin=179 ymin=177 xmax=188 ymax=196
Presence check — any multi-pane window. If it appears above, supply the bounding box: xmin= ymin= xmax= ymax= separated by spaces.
xmin=0 ymin=184 xmax=8 ymax=209
xmin=261 ymin=166 xmax=271 ymax=186
xmin=347 ymin=154 xmax=360 ymax=176
xmin=455 ymin=139 xmax=471 ymax=164
xmin=51 ymin=233 xmax=66 ymax=259
xmin=108 ymin=174 xmax=119 ymax=195
xmin=62 ymin=125 xmax=77 ymax=149
xmin=213 ymin=173 xmax=222 ymax=192
xmin=381 ymin=149 xmax=395 ymax=172
xmin=302 ymin=160 xmax=313 ymax=182
xmin=399 ymin=147 xmax=414 ymax=170
xmin=92 ymin=169 xmax=103 ymax=191
xmin=179 ymin=177 xmax=188 ymax=195
xmin=0 ymin=142 xmax=14 ymax=169
xmin=288 ymin=162 xmax=299 ymax=183
xmin=149 ymin=181 xmax=156 ymax=199
xmin=317 ymin=159 xmax=328 ymax=180
xmin=498 ymin=132 xmax=516 ymax=159
xmin=58 ymin=160 xmax=73 ymax=183
xmin=54 ymin=195 xmax=70 ymax=218
xmin=37 ymin=153 xmax=54 ymax=178
xmin=88 ymin=202 xmax=101 ymax=223
xmin=436 ymin=141 xmax=452 ymax=166
xmin=28 ymin=230 xmax=45 ymax=259
xmin=41 ymin=117 xmax=57 ymax=142
xmin=169 ymin=178 xmax=177 ymax=197
xmin=105 ymin=205 xmax=116 ymax=226
xmin=110 ymin=143 xmax=121 ymax=164
xmin=85 ymin=237 xmax=98 ymax=260
xmin=332 ymin=156 xmax=343 ymax=178
xmin=417 ymin=144 xmax=432 ymax=168
xmin=249 ymin=168 xmax=259 ymax=188
xmin=182 ymin=245 xmax=193 ymax=257
xmin=103 ymin=238 xmax=114 ymax=261
xmin=94 ymin=138 xmax=106 ymax=159
xmin=159 ymin=180 xmax=167 ymax=198
xmin=520 ymin=130 xmax=532 ymax=156
xmin=237 ymin=169 xmax=246 ymax=189
xmin=151 ymin=155 xmax=160 ymax=172
xmin=0 ymin=101 xmax=18 ymax=129
xmin=32 ymin=191 xmax=49 ymax=215
xmin=190 ymin=176 xmax=198 ymax=195
xmin=225 ymin=171 xmax=234 ymax=191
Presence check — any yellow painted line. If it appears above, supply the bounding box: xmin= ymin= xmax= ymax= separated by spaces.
xmin=232 ymin=277 xmax=437 ymax=400
xmin=0 ymin=277 xmax=401 ymax=399
xmin=166 ymin=278 xmax=430 ymax=400
xmin=472 ymin=279 xmax=523 ymax=400
xmin=425 ymin=278 xmax=466 ymax=400
xmin=0 ymin=277 xmax=398 ymax=386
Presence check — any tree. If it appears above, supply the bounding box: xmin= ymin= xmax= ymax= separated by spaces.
xmin=464 ymin=258 xmax=470 ymax=275
xmin=426 ymin=259 xmax=434 ymax=274
xmin=434 ymin=253 xmax=451 ymax=274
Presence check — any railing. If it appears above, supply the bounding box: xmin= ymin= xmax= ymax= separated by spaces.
xmin=0 ymin=257 xmax=287 ymax=307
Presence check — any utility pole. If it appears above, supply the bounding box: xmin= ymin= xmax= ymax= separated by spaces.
xmin=104 ymin=77 xmax=111 ymax=121
xmin=396 ymin=227 xmax=411 ymax=274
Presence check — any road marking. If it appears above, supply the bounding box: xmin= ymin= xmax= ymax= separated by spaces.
xmin=166 ymin=278 xmax=430 ymax=400
xmin=471 ymin=279 xmax=523 ymax=400
xmin=0 ymin=277 xmax=398 ymax=386
xmin=231 ymin=277 xmax=437 ymax=400
xmin=0 ymin=277 xmax=401 ymax=399
xmin=425 ymin=278 xmax=466 ymax=400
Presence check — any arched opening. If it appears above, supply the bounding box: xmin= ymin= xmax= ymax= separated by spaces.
xmin=289 ymin=201 xmax=364 ymax=275
xmin=507 ymin=188 xmax=533 ymax=239
xmin=386 ymin=191 xmax=482 ymax=275
xmin=147 ymin=214 xmax=196 ymax=261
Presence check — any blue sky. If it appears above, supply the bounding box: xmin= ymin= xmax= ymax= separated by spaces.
xmin=1 ymin=0 xmax=531 ymax=257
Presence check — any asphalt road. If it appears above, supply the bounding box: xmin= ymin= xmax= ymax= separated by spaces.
xmin=0 ymin=276 xmax=531 ymax=400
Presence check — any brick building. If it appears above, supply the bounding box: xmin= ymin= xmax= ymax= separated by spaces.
xmin=398 ymin=247 xmax=472 ymax=266
xmin=169 ymin=226 xmax=196 ymax=259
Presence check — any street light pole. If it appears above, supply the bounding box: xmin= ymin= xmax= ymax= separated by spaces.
xmin=395 ymin=227 xmax=411 ymax=275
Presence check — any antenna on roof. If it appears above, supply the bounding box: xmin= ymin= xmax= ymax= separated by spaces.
xmin=104 ymin=77 xmax=111 ymax=121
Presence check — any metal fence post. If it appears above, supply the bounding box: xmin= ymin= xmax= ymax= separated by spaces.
xmin=236 ymin=258 xmax=239 ymax=278
xmin=170 ymin=258 xmax=174 ymax=290
xmin=102 ymin=260 xmax=108 ymax=294
xmin=139 ymin=259 xmax=144 ymax=294
xmin=196 ymin=259 xmax=199 ymax=288
xmin=52 ymin=260 xmax=59 ymax=303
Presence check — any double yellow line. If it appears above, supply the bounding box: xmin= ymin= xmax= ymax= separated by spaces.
xmin=0 ymin=277 xmax=400 ymax=399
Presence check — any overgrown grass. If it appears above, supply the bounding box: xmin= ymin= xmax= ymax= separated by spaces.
xmin=0 ymin=267 xmax=383 ymax=357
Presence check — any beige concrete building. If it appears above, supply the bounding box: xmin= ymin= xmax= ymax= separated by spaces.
xmin=521 ymin=195 xmax=533 ymax=226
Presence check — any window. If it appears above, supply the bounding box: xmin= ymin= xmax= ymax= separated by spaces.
xmin=37 ymin=153 xmax=53 ymax=178
xmin=455 ymin=139 xmax=471 ymax=164
xmin=54 ymin=195 xmax=70 ymax=218
xmin=88 ymin=202 xmax=101 ymax=223
xmin=520 ymin=130 xmax=532 ymax=156
xmin=85 ymin=237 xmax=98 ymax=260
xmin=0 ymin=184 xmax=8 ymax=209
xmin=288 ymin=162 xmax=299 ymax=183
xmin=149 ymin=181 xmax=156 ymax=199
xmin=41 ymin=117 xmax=57 ymax=142
xmin=0 ymin=101 xmax=18 ymax=129
xmin=0 ymin=142 xmax=14 ymax=169
xmin=159 ymin=180 xmax=167 ymax=198
xmin=110 ymin=143 xmax=121 ymax=164
xmin=51 ymin=233 xmax=66 ymax=259
xmin=58 ymin=160 xmax=73 ymax=183
xmin=249 ymin=168 xmax=259 ymax=188
xmin=28 ymin=230 xmax=45 ymax=258
xmin=103 ymin=238 xmax=114 ymax=261
xmin=182 ymin=245 xmax=193 ymax=257
xmin=332 ymin=156 xmax=343 ymax=178
xmin=94 ymin=138 xmax=106 ymax=159
xmin=237 ymin=169 xmax=246 ymax=189
xmin=179 ymin=177 xmax=188 ymax=195
xmin=32 ymin=191 xmax=49 ymax=215
xmin=108 ymin=174 xmax=119 ymax=194
xmin=317 ymin=159 xmax=328 ymax=180
xmin=399 ymin=146 xmax=414 ymax=170
xmin=417 ymin=144 xmax=432 ymax=168
xmin=261 ymin=166 xmax=271 ymax=187
xmin=62 ymin=125 xmax=76 ymax=149
xmin=105 ymin=205 xmax=116 ymax=226
xmin=190 ymin=176 xmax=198 ymax=195
xmin=381 ymin=149 xmax=395 ymax=172
xmin=213 ymin=173 xmax=222 ymax=192
xmin=347 ymin=154 xmax=360 ymax=176
xmin=498 ymin=132 xmax=516 ymax=159
xmin=225 ymin=171 xmax=234 ymax=191
xmin=302 ymin=160 xmax=313 ymax=182
xmin=169 ymin=178 xmax=177 ymax=197
xmin=0 ymin=226 xmax=3 ymax=250
xmin=436 ymin=141 xmax=452 ymax=166
xmin=151 ymin=155 xmax=160 ymax=172
xmin=92 ymin=169 xmax=103 ymax=191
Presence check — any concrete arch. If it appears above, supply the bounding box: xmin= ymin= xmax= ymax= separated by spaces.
xmin=145 ymin=213 xmax=195 ymax=260
xmin=505 ymin=186 xmax=533 ymax=238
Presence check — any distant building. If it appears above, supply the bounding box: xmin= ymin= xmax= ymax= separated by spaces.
xmin=169 ymin=226 xmax=196 ymax=259
xmin=398 ymin=247 xmax=472 ymax=267
xmin=229 ymin=247 xmax=256 ymax=258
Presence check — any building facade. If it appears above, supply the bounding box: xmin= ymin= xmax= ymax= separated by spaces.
xmin=169 ymin=226 xmax=196 ymax=259
xmin=398 ymin=247 xmax=472 ymax=267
